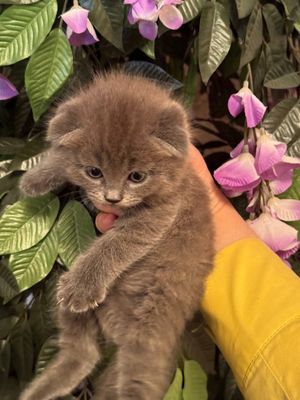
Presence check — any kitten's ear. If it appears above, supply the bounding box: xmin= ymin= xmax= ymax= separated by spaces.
xmin=153 ymin=103 xmax=189 ymax=157
xmin=19 ymin=154 xmax=66 ymax=197
xmin=47 ymin=101 xmax=83 ymax=148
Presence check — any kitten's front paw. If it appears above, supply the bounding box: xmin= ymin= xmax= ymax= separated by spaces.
xmin=19 ymin=170 xmax=50 ymax=197
xmin=57 ymin=271 xmax=107 ymax=313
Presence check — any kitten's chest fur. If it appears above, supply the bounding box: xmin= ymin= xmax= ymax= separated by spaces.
xmin=99 ymin=171 xmax=213 ymax=329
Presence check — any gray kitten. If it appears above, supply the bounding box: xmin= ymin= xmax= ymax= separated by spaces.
xmin=19 ymin=72 xmax=214 ymax=400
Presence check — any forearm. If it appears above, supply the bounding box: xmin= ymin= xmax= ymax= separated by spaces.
xmin=201 ymin=238 xmax=300 ymax=398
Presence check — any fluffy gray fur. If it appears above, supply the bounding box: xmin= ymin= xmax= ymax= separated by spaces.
xmin=19 ymin=72 xmax=214 ymax=400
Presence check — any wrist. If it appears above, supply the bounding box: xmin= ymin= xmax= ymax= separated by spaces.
xmin=212 ymin=188 xmax=256 ymax=252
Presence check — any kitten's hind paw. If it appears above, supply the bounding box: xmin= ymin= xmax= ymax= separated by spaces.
xmin=57 ymin=271 xmax=107 ymax=313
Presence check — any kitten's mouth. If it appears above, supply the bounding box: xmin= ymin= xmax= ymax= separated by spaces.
xmin=92 ymin=202 xmax=123 ymax=216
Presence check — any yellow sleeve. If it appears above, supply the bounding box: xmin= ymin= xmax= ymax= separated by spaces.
xmin=201 ymin=238 xmax=300 ymax=400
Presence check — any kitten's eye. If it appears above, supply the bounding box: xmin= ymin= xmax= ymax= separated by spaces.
xmin=128 ymin=171 xmax=147 ymax=183
xmin=86 ymin=167 xmax=103 ymax=179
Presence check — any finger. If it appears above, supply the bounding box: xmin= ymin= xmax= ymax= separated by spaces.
xmin=95 ymin=213 xmax=117 ymax=233
xmin=188 ymin=144 xmax=213 ymax=185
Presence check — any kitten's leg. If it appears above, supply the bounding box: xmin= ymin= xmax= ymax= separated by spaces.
xmin=93 ymin=360 xmax=119 ymax=400
xmin=19 ymin=154 xmax=66 ymax=197
xmin=20 ymin=310 xmax=101 ymax=400
xmin=115 ymin=334 xmax=177 ymax=400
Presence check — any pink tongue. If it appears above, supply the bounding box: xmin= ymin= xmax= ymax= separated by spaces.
xmin=95 ymin=213 xmax=118 ymax=233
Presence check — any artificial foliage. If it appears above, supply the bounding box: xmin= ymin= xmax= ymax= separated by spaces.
xmin=0 ymin=0 xmax=300 ymax=399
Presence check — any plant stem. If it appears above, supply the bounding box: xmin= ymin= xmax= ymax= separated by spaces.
xmin=288 ymin=36 xmax=300 ymax=65
xmin=59 ymin=0 xmax=69 ymax=28
xmin=247 ymin=63 xmax=254 ymax=92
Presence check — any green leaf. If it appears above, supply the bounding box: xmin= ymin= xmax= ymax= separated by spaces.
xmin=0 ymin=138 xmax=25 ymax=156
xmin=35 ymin=335 xmax=58 ymax=374
xmin=262 ymin=4 xmax=284 ymax=38
xmin=0 ymin=173 xmax=20 ymax=201
xmin=0 ymin=0 xmax=40 ymax=3
xmin=0 ymin=0 xmax=58 ymax=66
xmin=57 ymin=201 xmax=96 ymax=268
xmin=29 ymin=274 xmax=58 ymax=352
xmin=0 ymin=262 xmax=19 ymax=303
xmin=9 ymin=226 xmax=58 ymax=292
xmin=140 ymin=41 xmax=155 ymax=60
xmin=240 ymin=4 xmax=263 ymax=67
xmin=11 ymin=153 xmax=44 ymax=173
xmin=0 ymin=340 xmax=10 ymax=378
xmin=263 ymin=98 xmax=300 ymax=152
xmin=183 ymin=45 xmax=199 ymax=107
xmin=279 ymin=170 xmax=300 ymax=235
xmin=280 ymin=0 xmax=299 ymax=17
xmin=198 ymin=2 xmax=232 ymax=84
xmin=90 ymin=0 xmax=125 ymax=50
xmin=0 ymin=315 xmax=18 ymax=339
xmin=25 ymin=28 xmax=73 ymax=121
xmin=179 ymin=0 xmax=205 ymax=23
xmin=163 ymin=369 xmax=183 ymax=400
xmin=264 ymin=60 xmax=300 ymax=89
xmin=0 ymin=377 xmax=20 ymax=400
xmin=10 ymin=320 xmax=33 ymax=383
xmin=123 ymin=61 xmax=183 ymax=90
xmin=0 ymin=193 xmax=59 ymax=255
xmin=262 ymin=4 xmax=287 ymax=62
xmin=235 ymin=0 xmax=256 ymax=19
xmin=182 ymin=360 xmax=207 ymax=400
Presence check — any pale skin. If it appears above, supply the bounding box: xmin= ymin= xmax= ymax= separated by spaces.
xmin=96 ymin=144 xmax=256 ymax=251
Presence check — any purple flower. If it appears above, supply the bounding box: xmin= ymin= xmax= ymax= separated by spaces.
xmin=254 ymin=133 xmax=287 ymax=175
xmin=125 ymin=0 xmax=183 ymax=41
xmin=262 ymin=155 xmax=300 ymax=194
xmin=0 ymin=75 xmax=18 ymax=100
xmin=269 ymin=170 xmax=294 ymax=195
xmin=62 ymin=5 xmax=99 ymax=47
xmin=248 ymin=213 xmax=300 ymax=259
xmin=228 ymin=81 xmax=267 ymax=128
xmin=230 ymin=130 xmax=256 ymax=158
xmin=267 ymin=197 xmax=300 ymax=221
xmin=214 ymin=151 xmax=261 ymax=192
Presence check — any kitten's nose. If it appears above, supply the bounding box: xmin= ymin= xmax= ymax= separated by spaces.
xmin=104 ymin=191 xmax=122 ymax=204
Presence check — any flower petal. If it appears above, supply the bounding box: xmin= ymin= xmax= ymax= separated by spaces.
xmin=267 ymin=197 xmax=300 ymax=221
xmin=128 ymin=7 xmax=138 ymax=24
xmin=222 ymin=189 xmax=243 ymax=198
xmin=262 ymin=155 xmax=300 ymax=180
xmin=214 ymin=152 xmax=261 ymax=192
xmin=254 ymin=134 xmax=287 ymax=175
xmin=247 ymin=213 xmax=299 ymax=255
xmin=273 ymin=156 xmax=300 ymax=176
xmin=228 ymin=93 xmax=244 ymax=117
xmin=269 ymin=170 xmax=293 ymax=195
xmin=0 ymin=75 xmax=19 ymax=100
xmin=86 ymin=20 xmax=100 ymax=42
xmin=124 ymin=0 xmax=138 ymax=4
xmin=68 ymin=25 xmax=99 ymax=47
xmin=159 ymin=5 xmax=183 ymax=30
xmin=132 ymin=0 xmax=157 ymax=20
xmin=242 ymin=91 xmax=267 ymax=128
xmin=277 ymin=242 xmax=300 ymax=259
xmin=282 ymin=259 xmax=292 ymax=268
xmin=138 ymin=20 xmax=158 ymax=40
xmin=246 ymin=190 xmax=259 ymax=213
xmin=62 ymin=7 xmax=89 ymax=34
xmin=230 ymin=134 xmax=256 ymax=158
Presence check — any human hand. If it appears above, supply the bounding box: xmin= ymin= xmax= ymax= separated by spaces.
xmin=95 ymin=144 xmax=256 ymax=252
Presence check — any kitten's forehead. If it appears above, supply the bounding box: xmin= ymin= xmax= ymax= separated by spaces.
xmin=79 ymin=74 xmax=173 ymax=152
